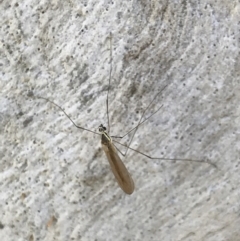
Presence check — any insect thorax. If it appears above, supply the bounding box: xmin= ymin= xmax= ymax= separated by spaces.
xmin=99 ymin=124 xmax=112 ymax=145
xmin=101 ymin=132 xmax=112 ymax=145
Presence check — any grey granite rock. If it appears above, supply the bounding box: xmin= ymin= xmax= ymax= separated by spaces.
xmin=0 ymin=1 xmax=240 ymax=240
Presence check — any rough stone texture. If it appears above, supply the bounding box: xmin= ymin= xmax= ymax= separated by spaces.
xmin=1 ymin=1 xmax=240 ymax=241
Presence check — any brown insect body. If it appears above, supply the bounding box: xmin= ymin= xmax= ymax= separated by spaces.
xmin=100 ymin=124 xmax=134 ymax=195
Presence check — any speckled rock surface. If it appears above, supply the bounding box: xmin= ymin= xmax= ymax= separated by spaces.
xmin=1 ymin=1 xmax=240 ymax=241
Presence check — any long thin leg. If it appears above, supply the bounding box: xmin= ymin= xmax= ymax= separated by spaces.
xmin=34 ymin=96 xmax=100 ymax=136
xmin=106 ymin=33 xmax=113 ymax=134
xmin=113 ymin=143 xmax=126 ymax=157
xmin=112 ymin=140 xmax=217 ymax=168
xmin=111 ymin=104 xmax=163 ymax=139
xmin=122 ymin=84 xmax=168 ymax=156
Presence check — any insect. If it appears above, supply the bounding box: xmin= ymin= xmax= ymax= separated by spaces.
xmin=33 ymin=34 xmax=216 ymax=195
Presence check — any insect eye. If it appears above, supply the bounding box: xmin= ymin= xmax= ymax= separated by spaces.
xmin=99 ymin=124 xmax=106 ymax=132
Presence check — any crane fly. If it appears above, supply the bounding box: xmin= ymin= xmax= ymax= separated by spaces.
xmin=32 ymin=34 xmax=216 ymax=195
xmin=99 ymin=124 xmax=134 ymax=194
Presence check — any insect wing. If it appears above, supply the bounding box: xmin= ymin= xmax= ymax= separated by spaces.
xmin=102 ymin=142 xmax=134 ymax=195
